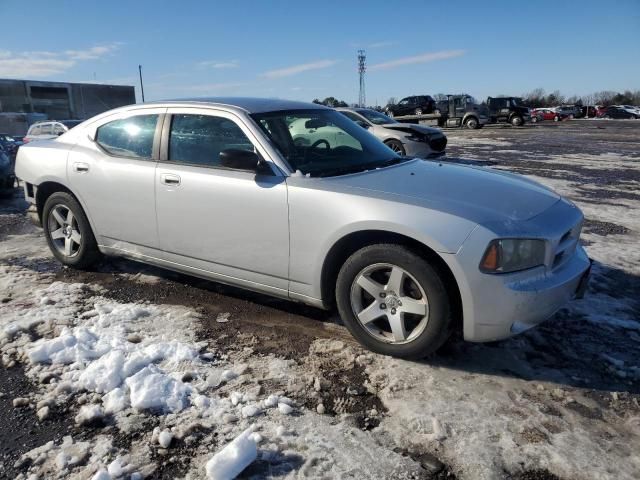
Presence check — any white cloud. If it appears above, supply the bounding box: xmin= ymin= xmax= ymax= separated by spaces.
xmin=197 ymin=60 xmax=239 ymax=69
xmin=260 ymin=59 xmax=337 ymax=79
xmin=0 ymin=44 xmax=120 ymax=78
xmin=65 ymin=43 xmax=120 ymax=61
xmin=369 ymin=50 xmax=466 ymax=71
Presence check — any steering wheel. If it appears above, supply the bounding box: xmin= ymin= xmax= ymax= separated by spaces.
xmin=310 ymin=139 xmax=330 ymax=150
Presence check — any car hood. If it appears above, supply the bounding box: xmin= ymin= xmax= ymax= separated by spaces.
xmin=324 ymin=159 xmax=560 ymax=224
xmin=382 ymin=123 xmax=443 ymax=136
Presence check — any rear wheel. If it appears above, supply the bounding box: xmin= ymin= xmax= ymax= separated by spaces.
xmin=43 ymin=192 xmax=101 ymax=269
xmin=531 ymin=116 xmax=538 ymax=123
xmin=385 ymin=139 xmax=405 ymax=155
xmin=511 ymin=115 xmax=523 ymax=126
xmin=336 ymin=244 xmax=452 ymax=359
xmin=414 ymin=107 xmax=423 ymax=115
xmin=554 ymin=116 xmax=560 ymax=122
xmin=464 ymin=117 xmax=479 ymax=129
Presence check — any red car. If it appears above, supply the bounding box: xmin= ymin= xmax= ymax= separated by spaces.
xmin=531 ymin=108 xmax=565 ymax=122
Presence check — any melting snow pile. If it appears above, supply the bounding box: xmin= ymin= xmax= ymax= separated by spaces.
xmin=26 ymin=302 xmax=200 ymax=414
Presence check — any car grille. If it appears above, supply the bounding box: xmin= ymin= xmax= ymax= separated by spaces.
xmin=552 ymin=221 xmax=582 ymax=269
xmin=429 ymin=136 xmax=447 ymax=152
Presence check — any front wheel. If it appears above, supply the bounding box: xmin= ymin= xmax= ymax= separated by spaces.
xmin=414 ymin=108 xmax=423 ymax=115
xmin=511 ymin=116 xmax=523 ymax=126
xmin=464 ymin=117 xmax=479 ymax=129
xmin=531 ymin=116 xmax=538 ymax=123
xmin=384 ymin=139 xmax=405 ymax=155
xmin=336 ymin=244 xmax=452 ymax=359
xmin=554 ymin=116 xmax=560 ymax=122
xmin=43 ymin=192 xmax=101 ymax=269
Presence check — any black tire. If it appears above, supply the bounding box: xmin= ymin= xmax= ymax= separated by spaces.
xmin=414 ymin=107 xmax=423 ymax=115
xmin=336 ymin=244 xmax=452 ymax=359
xmin=554 ymin=116 xmax=560 ymax=122
xmin=42 ymin=192 xmax=101 ymax=269
xmin=464 ymin=117 xmax=479 ymax=129
xmin=511 ymin=116 xmax=523 ymax=127
xmin=384 ymin=139 xmax=405 ymax=155
xmin=531 ymin=116 xmax=538 ymax=123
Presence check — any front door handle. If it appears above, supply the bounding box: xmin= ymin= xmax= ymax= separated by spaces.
xmin=160 ymin=173 xmax=181 ymax=186
xmin=73 ymin=162 xmax=89 ymax=173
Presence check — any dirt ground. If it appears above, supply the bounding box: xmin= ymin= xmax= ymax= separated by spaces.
xmin=1 ymin=119 xmax=639 ymax=480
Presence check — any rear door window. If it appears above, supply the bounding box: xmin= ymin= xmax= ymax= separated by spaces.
xmin=39 ymin=123 xmax=53 ymax=135
xmin=96 ymin=114 xmax=159 ymax=158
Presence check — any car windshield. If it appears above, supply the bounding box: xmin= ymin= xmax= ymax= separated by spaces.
xmin=358 ymin=109 xmax=398 ymax=125
xmin=251 ymin=109 xmax=406 ymax=177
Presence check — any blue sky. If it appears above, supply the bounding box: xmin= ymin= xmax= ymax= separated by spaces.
xmin=1 ymin=0 xmax=638 ymax=105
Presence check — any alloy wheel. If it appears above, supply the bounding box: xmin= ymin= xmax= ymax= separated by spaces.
xmin=350 ymin=263 xmax=429 ymax=344
xmin=48 ymin=204 xmax=82 ymax=257
xmin=387 ymin=142 xmax=403 ymax=153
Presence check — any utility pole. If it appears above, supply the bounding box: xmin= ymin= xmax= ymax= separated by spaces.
xmin=358 ymin=50 xmax=366 ymax=108
xmin=138 ymin=65 xmax=146 ymax=103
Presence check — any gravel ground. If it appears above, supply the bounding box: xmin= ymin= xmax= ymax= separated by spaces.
xmin=1 ymin=119 xmax=639 ymax=479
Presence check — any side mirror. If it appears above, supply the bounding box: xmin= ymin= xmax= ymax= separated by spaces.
xmin=219 ymin=148 xmax=261 ymax=171
xmin=356 ymin=121 xmax=370 ymax=129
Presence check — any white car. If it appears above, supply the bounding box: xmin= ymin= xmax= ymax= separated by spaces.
xmin=336 ymin=108 xmax=447 ymax=158
xmin=23 ymin=120 xmax=83 ymax=144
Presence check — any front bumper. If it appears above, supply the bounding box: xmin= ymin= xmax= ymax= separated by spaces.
xmin=462 ymin=245 xmax=591 ymax=342
xmin=403 ymin=136 xmax=447 ymax=158
xmin=443 ymin=200 xmax=592 ymax=342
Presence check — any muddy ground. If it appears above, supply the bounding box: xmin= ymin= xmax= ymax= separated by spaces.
xmin=1 ymin=119 xmax=639 ymax=479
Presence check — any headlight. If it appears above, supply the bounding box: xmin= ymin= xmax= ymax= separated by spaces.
xmin=407 ymin=133 xmax=428 ymax=143
xmin=479 ymin=239 xmax=546 ymax=274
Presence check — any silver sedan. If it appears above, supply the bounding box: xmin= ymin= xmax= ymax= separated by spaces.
xmin=15 ymin=98 xmax=591 ymax=359
xmin=337 ymin=107 xmax=447 ymax=158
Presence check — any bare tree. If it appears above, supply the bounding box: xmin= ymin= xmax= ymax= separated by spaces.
xmin=386 ymin=97 xmax=397 ymax=106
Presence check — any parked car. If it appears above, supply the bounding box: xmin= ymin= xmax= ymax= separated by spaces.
xmin=531 ymin=108 xmax=564 ymax=122
xmin=0 ymin=144 xmax=15 ymax=192
xmin=15 ymin=98 xmax=591 ymax=359
xmin=554 ymin=106 xmax=578 ymax=119
xmin=598 ymin=106 xmax=640 ymax=119
xmin=385 ymin=95 xmax=436 ymax=117
xmin=529 ymin=109 xmax=545 ymax=123
xmin=0 ymin=133 xmax=22 ymax=158
xmin=336 ymin=107 xmax=446 ymax=157
xmin=620 ymin=105 xmax=640 ymax=116
xmin=486 ymin=97 xmax=531 ymax=126
xmin=23 ymin=120 xmax=84 ymax=143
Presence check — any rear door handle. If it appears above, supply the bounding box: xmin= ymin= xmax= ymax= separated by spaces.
xmin=73 ymin=162 xmax=89 ymax=173
xmin=160 ymin=173 xmax=181 ymax=186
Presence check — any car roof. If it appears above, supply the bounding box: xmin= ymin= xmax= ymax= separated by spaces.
xmin=147 ymin=97 xmax=329 ymax=114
